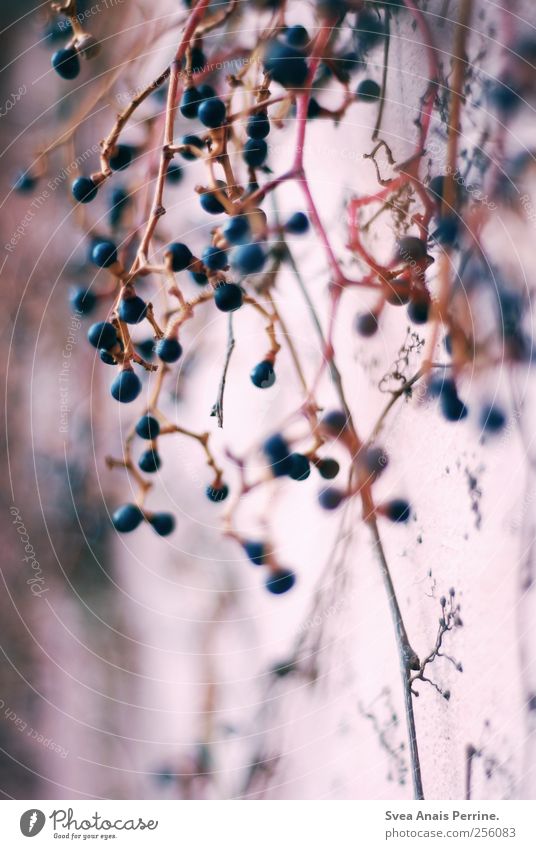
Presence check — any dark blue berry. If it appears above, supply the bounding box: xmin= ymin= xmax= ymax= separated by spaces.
xmin=118 ymin=295 xmax=147 ymax=324
xmin=214 ymin=282 xmax=243 ymax=312
xmin=289 ymin=453 xmax=310 ymax=481
xmin=438 ymin=379 xmax=468 ymax=422
xmin=307 ymin=96 xmax=321 ymax=118
xmin=110 ymin=369 xmax=142 ymax=403
xmin=383 ymin=498 xmax=411 ymax=523
xmin=166 ymin=162 xmax=183 ymax=184
xmin=87 ymin=321 xmax=117 ymax=349
xmin=135 ymin=415 xmax=160 ymax=440
xmin=180 ymin=87 xmax=201 ymax=118
xmin=479 ymin=403 xmax=506 ymax=434
xmin=407 ymin=298 xmax=430 ymax=325
xmin=317 ymin=458 xmax=340 ymax=479
xmin=198 ymin=97 xmax=226 ymax=128
xmin=231 ymin=243 xmax=266 ymax=274
xmin=263 ymin=40 xmax=308 ymax=88
xmin=190 ymin=270 xmax=208 ymax=285
xmin=110 ymin=143 xmax=135 ymax=171
xmin=155 ymin=337 xmax=183 ymax=363
xmin=202 ymin=245 xmax=228 ymax=270
xmin=136 ymin=339 xmax=155 ymax=360
xmin=243 ymin=138 xmax=268 ymax=168
xmin=99 ymin=349 xmax=116 ymax=365
xmin=206 ymin=483 xmax=229 ymax=502
xmin=187 ymin=46 xmax=206 ymax=72
xmin=356 ymin=79 xmax=381 ymax=102
xmin=265 ymin=568 xmax=296 ymax=595
xmin=198 ymin=83 xmax=216 ymax=100
xmin=489 ymin=77 xmax=520 ymax=114
xmin=263 ymin=433 xmax=293 ymax=477
xmin=69 ymin=286 xmax=97 ymax=315
xmin=108 ymin=186 xmax=130 ymax=228
xmin=243 ymin=540 xmax=265 ymax=565
xmin=223 ymin=215 xmax=250 ymax=245
xmin=322 ymin=410 xmax=347 ymax=432
xmin=14 ymin=171 xmax=37 ymax=193
xmin=354 ymin=9 xmax=385 ymax=52
xmin=91 ymin=239 xmax=118 ymax=268
xmin=318 ymin=487 xmax=344 ymax=510
xmin=432 ymin=216 xmax=459 ymax=246
xmin=112 ymin=503 xmax=144 ymax=532
xmin=355 ymin=312 xmax=378 ymax=337
xmin=285 ymin=24 xmax=309 ymax=47
xmin=363 ymin=445 xmax=388 ymax=476
xmin=179 ymin=134 xmax=204 ymax=160
xmin=72 ymin=176 xmax=98 ymax=203
xmin=284 ymin=212 xmax=309 ymax=234
xmin=51 ymin=46 xmax=80 ymax=80
xmin=251 ymin=360 xmax=276 ymax=388
xmin=246 ymin=112 xmax=270 ymax=139
xmin=138 ymin=448 xmax=161 ymax=473
xmin=444 ymin=333 xmax=453 ymax=356
xmin=200 ymin=181 xmax=226 ymax=214
xmin=395 ymin=236 xmax=427 ymax=262
xmin=167 ymin=242 xmax=193 ymax=271
xmin=150 ymin=512 xmax=175 ymax=536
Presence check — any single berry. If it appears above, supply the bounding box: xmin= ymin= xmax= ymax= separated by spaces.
xmin=284 ymin=211 xmax=309 ymax=234
xmin=51 ymin=46 xmax=80 ymax=80
xmin=110 ymin=369 xmax=142 ymax=403
xmin=363 ymin=445 xmax=388 ymax=477
xmin=180 ymin=86 xmax=201 ymax=118
xmin=355 ymin=312 xmax=378 ymax=337
xmin=321 ymin=410 xmax=347 ymax=432
xmin=223 ymin=215 xmax=250 ymax=245
xmin=243 ymin=138 xmax=268 ymax=168
xmin=206 ymin=483 xmax=229 ymax=502
xmin=179 ymin=134 xmax=204 ymax=160
xmin=202 ymin=245 xmax=228 ymax=270
xmin=265 ymin=568 xmax=296 ymax=595
xmin=166 ymin=162 xmax=183 ymax=184
xmin=382 ymin=498 xmax=411 ymax=523
xmin=87 ymin=321 xmax=117 ymax=350
xmin=354 ymin=9 xmax=385 ymax=52
xmin=489 ymin=77 xmax=520 ymax=114
xmin=109 ymin=143 xmax=135 ymax=171
xmin=108 ymin=186 xmax=130 ymax=228
xmin=356 ymin=79 xmax=381 ymax=102
xmin=214 ymin=282 xmax=243 ymax=312
xmin=91 ymin=239 xmax=118 ymax=268
xmin=119 ymin=294 xmax=147 ymax=324
xmin=135 ymin=415 xmax=160 ymax=440
xmin=289 ymin=453 xmax=310 ymax=481
xmin=156 ymin=337 xmax=183 ymax=363
xmin=69 ymin=287 xmax=97 ymax=315
xmin=198 ymin=96 xmax=227 ymax=128
xmin=112 ymin=504 xmax=144 ymax=533
xmin=438 ymin=379 xmax=468 ymax=422
xmin=263 ymin=433 xmax=293 ymax=477
xmin=407 ymin=298 xmax=430 ymax=325
xmin=190 ymin=270 xmax=208 ymax=285
xmin=432 ymin=216 xmax=459 ymax=246
xmin=167 ymin=242 xmax=193 ymax=271
xmin=318 ymin=488 xmax=344 ymax=510
xmin=200 ymin=181 xmax=227 ymax=214
xmin=150 ymin=512 xmax=175 ymax=536
xmin=14 ymin=171 xmax=37 ymax=193
xmin=246 ymin=111 xmax=270 ymax=139
xmin=198 ymin=83 xmax=216 ymax=100
xmin=99 ymin=349 xmax=116 ymax=365
xmin=243 ymin=540 xmax=265 ymax=565
xmin=251 ymin=360 xmax=276 ymax=388
xmin=395 ymin=236 xmax=427 ymax=263
xmin=285 ymin=24 xmax=309 ymax=47
xmin=72 ymin=176 xmax=98 ymax=203
xmin=263 ymin=39 xmax=308 ymax=88
xmin=317 ymin=458 xmax=340 ymax=479
xmin=136 ymin=339 xmax=155 ymax=360
xmin=138 ymin=448 xmax=161 ymax=473
xmin=231 ymin=242 xmax=266 ymax=274
xmin=479 ymin=403 xmax=506 ymax=434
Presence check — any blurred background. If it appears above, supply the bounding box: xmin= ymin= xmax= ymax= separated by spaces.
xmin=1 ymin=0 xmax=536 ymax=800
